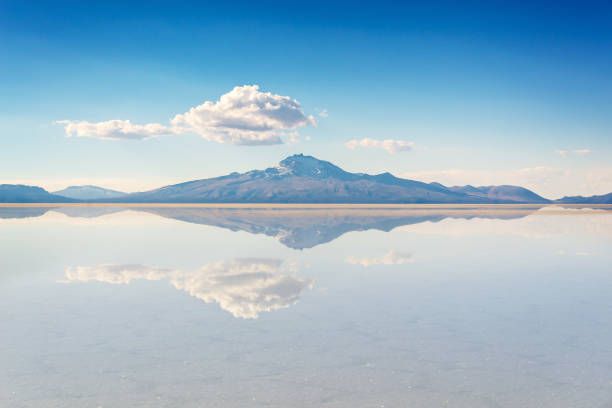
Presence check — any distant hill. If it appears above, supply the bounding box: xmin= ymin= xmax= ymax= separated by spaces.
xmin=118 ymin=154 xmax=549 ymax=204
xmin=0 ymin=184 xmax=75 ymax=203
xmin=449 ymin=185 xmax=549 ymax=204
xmin=54 ymin=185 xmax=127 ymax=200
xmin=556 ymin=192 xmax=612 ymax=204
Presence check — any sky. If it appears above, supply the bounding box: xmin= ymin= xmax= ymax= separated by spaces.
xmin=1 ymin=0 xmax=611 ymax=198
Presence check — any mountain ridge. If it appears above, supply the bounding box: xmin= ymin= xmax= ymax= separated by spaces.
xmin=119 ymin=154 xmax=543 ymax=203
xmin=1 ymin=154 xmax=608 ymax=204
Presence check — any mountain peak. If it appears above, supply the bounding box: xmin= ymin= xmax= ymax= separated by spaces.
xmin=278 ymin=154 xmax=347 ymax=178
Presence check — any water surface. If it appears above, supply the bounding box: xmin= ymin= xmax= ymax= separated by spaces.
xmin=1 ymin=205 xmax=611 ymax=407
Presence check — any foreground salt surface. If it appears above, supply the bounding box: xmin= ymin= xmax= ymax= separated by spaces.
xmin=1 ymin=207 xmax=611 ymax=407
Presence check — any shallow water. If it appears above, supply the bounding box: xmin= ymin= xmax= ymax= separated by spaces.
xmin=1 ymin=205 xmax=611 ymax=407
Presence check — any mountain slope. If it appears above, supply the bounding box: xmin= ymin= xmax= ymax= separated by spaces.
xmin=54 ymin=185 xmax=127 ymax=200
xmin=450 ymin=185 xmax=550 ymax=204
xmin=556 ymin=192 xmax=612 ymax=204
xmin=119 ymin=154 xmax=548 ymax=204
xmin=0 ymin=185 xmax=75 ymax=203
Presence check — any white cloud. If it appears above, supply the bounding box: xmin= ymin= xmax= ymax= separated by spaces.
xmin=64 ymin=258 xmax=314 ymax=319
xmin=56 ymin=119 xmax=177 ymax=140
xmin=556 ymin=149 xmax=593 ymax=157
xmin=583 ymin=168 xmax=612 ymax=195
xmin=346 ymin=138 xmax=414 ymax=154
xmin=401 ymin=166 xmax=563 ymax=187
xmin=171 ymin=85 xmax=316 ymax=145
xmin=56 ymin=85 xmax=316 ymax=146
xmin=286 ymin=131 xmax=301 ymax=145
xmin=65 ymin=264 xmax=173 ymax=284
xmin=318 ymin=109 xmax=328 ymax=118
xmin=345 ymin=251 xmax=413 ymax=267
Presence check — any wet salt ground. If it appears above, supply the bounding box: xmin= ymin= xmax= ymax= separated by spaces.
xmin=1 ymin=207 xmax=611 ymax=407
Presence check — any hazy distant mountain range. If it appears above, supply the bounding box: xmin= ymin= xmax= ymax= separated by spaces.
xmin=53 ymin=185 xmax=128 ymax=200
xmin=556 ymin=192 xmax=612 ymax=204
xmin=1 ymin=155 xmax=611 ymax=203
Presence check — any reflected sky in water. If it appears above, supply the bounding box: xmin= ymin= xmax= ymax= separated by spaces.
xmin=1 ymin=206 xmax=611 ymax=407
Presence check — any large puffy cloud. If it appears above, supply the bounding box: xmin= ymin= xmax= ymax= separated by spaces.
xmin=346 ymin=138 xmax=414 ymax=154
xmin=56 ymin=85 xmax=316 ymax=146
xmin=56 ymin=119 xmax=177 ymax=140
xmin=171 ymin=85 xmax=316 ymax=145
xmin=65 ymin=258 xmax=314 ymax=319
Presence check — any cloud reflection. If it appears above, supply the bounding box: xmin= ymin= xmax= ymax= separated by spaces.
xmin=65 ymin=259 xmax=313 ymax=319
xmin=345 ymin=251 xmax=413 ymax=267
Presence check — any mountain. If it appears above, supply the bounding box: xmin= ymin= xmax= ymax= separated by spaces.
xmin=556 ymin=192 xmax=612 ymax=204
xmin=118 ymin=154 xmax=548 ymax=204
xmin=0 ymin=184 xmax=75 ymax=203
xmin=54 ymin=185 xmax=127 ymax=200
xmin=449 ymin=185 xmax=549 ymax=204
xmin=4 ymin=155 xmax=603 ymax=204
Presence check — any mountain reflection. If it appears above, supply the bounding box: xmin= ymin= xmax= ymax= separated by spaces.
xmin=0 ymin=205 xmax=559 ymax=249
xmin=140 ymin=207 xmax=541 ymax=249
xmin=65 ymin=259 xmax=313 ymax=319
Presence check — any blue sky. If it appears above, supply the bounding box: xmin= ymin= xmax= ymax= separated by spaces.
xmin=1 ymin=0 xmax=611 ymax=198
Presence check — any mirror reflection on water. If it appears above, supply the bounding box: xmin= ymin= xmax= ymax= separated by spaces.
xmin=1 ymin=205 xmax=611 ymax=407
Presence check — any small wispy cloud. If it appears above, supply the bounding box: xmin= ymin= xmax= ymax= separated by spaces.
xmin=346 ymin=138 xmax=414 ymax=154
xmin=56 ymin=85 xmax=316 ymax=146
xmin=318 ymin=109 xmax=328 ymax=118
xmin=558 ymin=250 xmax=591 ymax=256
xmin=286 ymin=132 xmax=301 ymax=145
xmin=556 ymin=149 xmax=593 ymax=157
xmin=56 ymin=119 xmax=178 ymax=141
xmin=345 ymin=251 xmax=413 ymax=267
